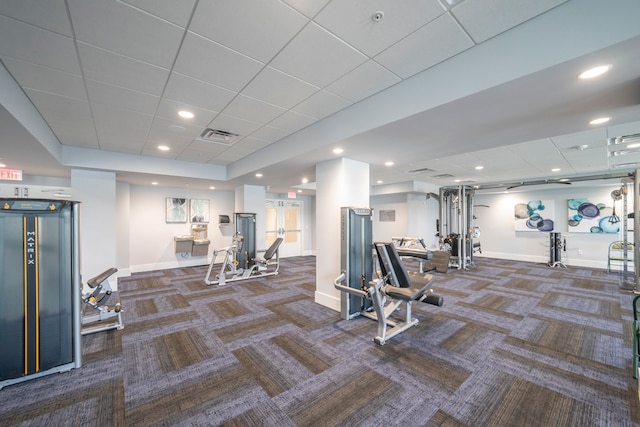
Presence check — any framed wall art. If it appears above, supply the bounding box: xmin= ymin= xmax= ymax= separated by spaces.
xmin=190 ymin=199 xmax=210 ymax=223
xmin=166 ymin=197 xmax=187 ymax=223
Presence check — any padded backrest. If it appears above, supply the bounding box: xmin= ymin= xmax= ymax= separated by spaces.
xmin=264 ymin=237 xmax=283 ymax=260
xmin=375 ymin=242 xmax=411 ymax=288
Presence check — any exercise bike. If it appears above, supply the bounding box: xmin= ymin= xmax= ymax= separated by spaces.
xmin=81 ymin=267 xmax=124 ymax=335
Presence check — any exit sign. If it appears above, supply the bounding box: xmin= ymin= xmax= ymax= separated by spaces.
xmin=0 ymin=169 xmax=23 ymax=181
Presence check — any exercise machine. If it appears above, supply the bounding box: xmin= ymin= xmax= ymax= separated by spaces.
xmin=0 ymin=199 xmax=82 ymax=389
xmin=547 ymin=232 xmax=566 ymax=268
xmin=391 ymin=236 xmax=450 ymax=274
xmin=204 ymin=232 xmax=283 ymax=285
xmin=81 ymin=267 xmax=124 ymax=335
xmin=334 ymin=242 xmax=443 ymax=345
xmin=439 ymin=185 xmax=477 ymax=269
xmin=339 ymin=207 xmax=374 ymax=319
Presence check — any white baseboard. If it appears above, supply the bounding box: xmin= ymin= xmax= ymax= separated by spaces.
xmin=314 ymin=291 xmax=339 ymax=312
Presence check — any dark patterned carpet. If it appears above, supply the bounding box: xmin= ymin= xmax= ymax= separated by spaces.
xmin=1 ymin=256 xmax=639 ymax=426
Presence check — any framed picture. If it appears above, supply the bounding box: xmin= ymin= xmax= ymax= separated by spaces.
xmin=190 ymin=199 xmax=210 ymax=223
xmin=166 ymin=197 xmax=187 ymax=223
xmin=514 ymin=200 xmax=554 ymax=232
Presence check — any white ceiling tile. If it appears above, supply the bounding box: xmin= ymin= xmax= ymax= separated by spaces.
xmin=292 ymin=89 xmax=351 ymax=120
xmin=49 ymin=122 xmax=99 ymax=149
xmin=249 ymin=125 xmax=290 ymax=143
xmin=240 ymin=137 xmax=273 ymax=150
xmin=190 ymin=0 xmax=308 ymax=63
xmin=326 ymin=60 xmax=401 ymax=102
xmin=122 ymin=0 xmax=197 ymax=28
xmin=148 ymin=116 xmax=203 ymax=142
xmin=0 ymin=0 xmax=72 ymax=36
xmin=173 ymin=31 xmax=264 ymax=92
xmin=24 ymin=88 xmax=92 ymax=128
xmin=155 ymin=99 xmax=217 ymax=127
xmin=608 ymin=120 xmax=640 ymax=139
xmin=375 ymin=13 xmax=473 ymax=79
xmin=0 ymin=15 xmax=80 ymax=74
xmin=453 ymin=0 xmax=568 ymax=44
xmin=77 ymin=43 xmax=169 ymax=96
xmin=268 ymin=110 xmax=316 ymax=133
xmin=281 ymin=0 xmax=331 ymax=19
xmin=1 ymin=57 xmax=86 ymax=101
xmin=242 ymin=67 xmax=319 ymax=109
xmin=90 ymin=103 xmax=153 ymax=149
xmin=68 ymin=0 xmax=184 ymax=69
xmin=315 ymin=0 xmax=446 ymax=57
xmin=164 ymin=72 xmax=236 ymax=113
xmin=86 ymin=80 xmax=159 ymax=115
xmin=270 ymin=22 xmax=368 ymax=88
xmin=207 ymin=114 xmax=263 ymax=138
xmin=184 ymin=139 xmax=232 ymax=155
xmin=550 ymin=129 xmax=607 ymax=150
xmin=98 ymin=139 xmax=145 ymax=155
xmin=221 ymin=95 xmax=287 ymax=126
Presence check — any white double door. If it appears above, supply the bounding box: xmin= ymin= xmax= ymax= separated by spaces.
xmin=265 ymin=199 xmax=302 ymax=258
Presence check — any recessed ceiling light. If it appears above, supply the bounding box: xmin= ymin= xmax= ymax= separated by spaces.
xmin=385 ymin=161 xmax=394 ymax=166
xmin=590 ymin=117 xmax=610 ymax=125
xmin=333 ymin=148 xmax=343 ymax=154
xmin=158 ymin=145 xmax=170 ymax=151
xmin=578 ymin=65 xmax=611 ymax=79
xmin=209 ymin=186 xmax=215 ymax=190
xmin=551 ymin=168 xmax=561 ymax=172
xmin=475 ymin=166 xmax=484 ymax=170
xmin=377 ymin=180 xmax=383 ymax=184
xmin=255 ymin=173 xmax=263 ymax=178
xmin=454 ymin=179 xmax=461 ymax=182
xmin=298 ymin=189 xmax=302 ymax=193
xmin=151 ymin=181 xmax=158 ymax=185
xmin=178 ymin=110 xmax=194 ymax=119
xmin=0 ymin=163 xmax=5 ymax=168
xmin=301 ymin=177 xmax=308 ymax=184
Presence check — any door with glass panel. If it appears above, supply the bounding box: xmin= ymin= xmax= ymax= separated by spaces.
xmin=265 ymin=199 xmax=302 ymax=257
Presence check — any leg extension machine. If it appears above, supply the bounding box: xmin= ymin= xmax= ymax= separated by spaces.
xmin=334 ymin=242 xmax=443 ymax=345
xmin=81 ymin=267 xmax=124 ymax=335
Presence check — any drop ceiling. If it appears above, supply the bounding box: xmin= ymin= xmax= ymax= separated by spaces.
xmin=1 ymin=0 xmax=640 ymax=194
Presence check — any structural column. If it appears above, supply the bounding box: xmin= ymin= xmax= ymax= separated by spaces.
xmin=71 ymin=169 xmax=117 ymax=290
xmin=315 ymin=157 xmax=369 ymax=311
xmin=235 ymin=185 xmax=266 ymax=250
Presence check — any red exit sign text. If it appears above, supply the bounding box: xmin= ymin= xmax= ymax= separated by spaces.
xmin=0 ymin=169 xmax=23 ymax=181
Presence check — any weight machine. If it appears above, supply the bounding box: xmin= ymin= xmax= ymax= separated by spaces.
xmin=0 ymin=199 xmax=82 ymax=389
xmin=333 ymin=207 xmax=443 ymax=345
xmin=439 ymin=186 xmax=477 ymax=269
xmin=81 ymin=267 xmax=124 ymax=335
xmin=204 ymin=213 xmax=283 ymax=285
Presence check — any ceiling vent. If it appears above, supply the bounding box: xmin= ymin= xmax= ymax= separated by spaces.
xmin=431 ymin=173 xmax=454 ymax=179
xmin=197 ymin=128 xmax=241 ymax=145
xmin=608 ymin=133 xmax=640 ymax=146
xmin=406 ymin=167 xmax=435 ymax=174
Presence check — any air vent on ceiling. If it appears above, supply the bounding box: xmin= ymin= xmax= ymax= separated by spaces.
xmin=406 ymin=167 xmax=436 ymax=174
xmin=431 ymin=173 xmax=454 ymax=179
xmin=197 ymin=128 xmax=241 ymax=145
xmin=607 ymin=133 xmax=640 ymax=146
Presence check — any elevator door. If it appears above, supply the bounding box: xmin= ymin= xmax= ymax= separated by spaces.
xmin=265 ymin=199 xmax=302 ymax=258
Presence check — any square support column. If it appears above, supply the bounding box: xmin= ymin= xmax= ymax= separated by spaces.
xmin=315 ymin=157 xmax=369 ymax=311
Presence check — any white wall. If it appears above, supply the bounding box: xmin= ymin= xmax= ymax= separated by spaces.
xmin=127 ymin=184 xmax=234 ymax=272
xmin=474 ymin=182 xmax=634 ymax=269
xmin=370 ymin=192 xmax=440 ymax=249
